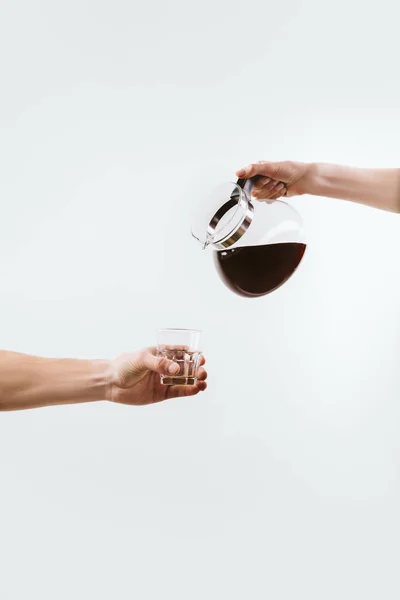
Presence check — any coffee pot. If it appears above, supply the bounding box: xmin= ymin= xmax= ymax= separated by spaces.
xmin=191 ymin=177 xmax=306 ymax=297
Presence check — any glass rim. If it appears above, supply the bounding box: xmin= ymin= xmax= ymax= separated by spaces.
xmin=157 ymin=328 xmax=202 ymax=334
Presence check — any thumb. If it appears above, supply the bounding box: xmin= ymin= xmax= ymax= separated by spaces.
xmin=236 ymin=161 xmax=286 ymax=181
xmin=141 ymin=351 xmax=180 ymax=376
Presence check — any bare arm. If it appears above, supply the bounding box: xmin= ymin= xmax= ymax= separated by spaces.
xmin=0 ymin=351 xmax=110 ymax=411
xmin=307 ymin=163 xmax=400 ymax=213
xmin=236 ymin=162 xmax=400 ymax=213
xmin=0 ymin=350 xmax=208 ymax=411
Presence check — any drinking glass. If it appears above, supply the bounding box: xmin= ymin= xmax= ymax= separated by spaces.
xmin=157 ymin=328 xmax=202 ymax=385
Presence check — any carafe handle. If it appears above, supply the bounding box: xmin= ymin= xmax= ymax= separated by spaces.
xmin=236 ymin=175 xmax=261 ymax=198
xmin=236 ymin=175 xmax=287 ymax=199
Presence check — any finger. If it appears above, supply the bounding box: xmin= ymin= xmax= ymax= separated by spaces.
xmin=236 ymin=161 xmax=280 ymax=180
xmin=236 ymin=163 xmax=258 ymax=178
xmin=196 ymin=367 xmax=207 ymax=381
xmin=165 ymin=381 xmax=207 ymax=400
xmin=252 ymin=179 xmax=281 ymax=197
xmin=199 ymin=355 xmax=206 ymax=366
xmin=140 ymin=351 xmax=180 ymax=376
xmin=252 ymin=176 xmax=272 ymax=192
xmin=268 ymin=183 xmax=287 ymax=199
xmin=195 ymin=380 xmax=207 ymax=392
xmin=253 ymin=181 xmax=287 ymax=199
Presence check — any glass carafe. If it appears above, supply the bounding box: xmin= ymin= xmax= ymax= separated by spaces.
xmin=191 ymin=177 xmax=306 ymax=298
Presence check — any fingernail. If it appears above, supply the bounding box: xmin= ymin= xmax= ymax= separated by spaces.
xmin=236 ymin=168 xmax=245 ymax=176
xmin=168 ymin=362 xmax=179 ymax=374
xmin=276 ymin=183 xmax=284 ymax=191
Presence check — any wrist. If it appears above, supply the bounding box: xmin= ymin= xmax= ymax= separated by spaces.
xmin=90 ymin=359 xmax=113 ymax=402
xmin=304 ymin=162 xmax=351 ymax=198
xmin=305 ymin=162 xmax=325 ymax=196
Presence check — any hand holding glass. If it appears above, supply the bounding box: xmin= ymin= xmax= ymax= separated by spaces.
xmin=157 ymin=329 xmax=202 ymax=386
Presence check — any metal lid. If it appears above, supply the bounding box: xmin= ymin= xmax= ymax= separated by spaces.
xmin=191 ymin=180 xmax=255 ymax=250
xmin=206 ymin=193 xmax=254 ymax=250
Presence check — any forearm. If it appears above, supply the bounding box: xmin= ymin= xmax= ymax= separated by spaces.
xmin=0 ymin=351 xmax=111 ymax=411
xmin=308 ymin=163 xmax=400 ymax=213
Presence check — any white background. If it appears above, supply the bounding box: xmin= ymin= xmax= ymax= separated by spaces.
xmin=1 ymin=0 xmax=400 ymax=598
